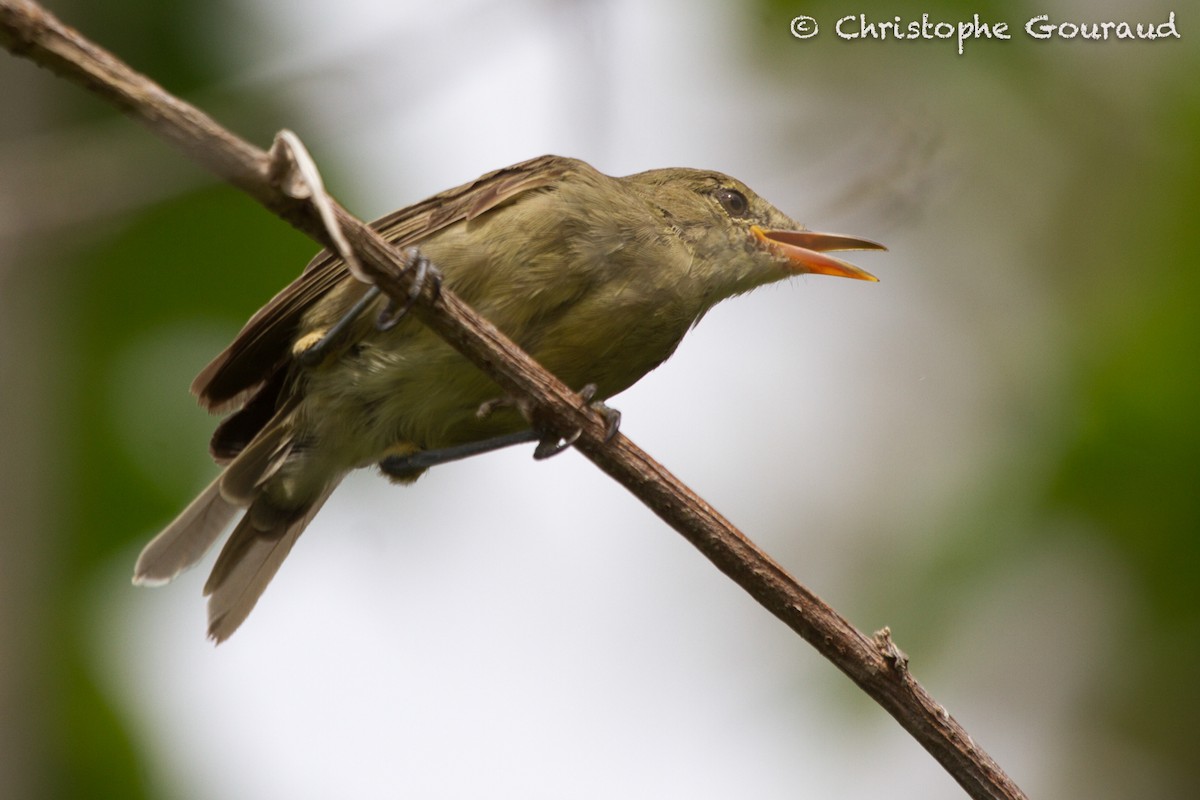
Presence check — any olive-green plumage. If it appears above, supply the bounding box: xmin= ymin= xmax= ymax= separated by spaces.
xmin=132 ymin=155 xmax=881 ymax=641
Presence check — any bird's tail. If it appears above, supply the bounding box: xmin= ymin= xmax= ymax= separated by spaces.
xmin=132 ymin=475 xmax=239 ymax=588
xmin=201 ymin=482 xmax=336 ymax=642
xmin=132 ymin=407 xmax=338 ymax=642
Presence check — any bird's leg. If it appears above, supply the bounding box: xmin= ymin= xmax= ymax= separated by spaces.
xmin=378 ymin=429 xmax=541 ymax=478
xmin=377 ymin=248 xmax=442 ymax=331
xmin=378 ymin=385 xmax=623 ymax=479
xmin=295 ymin=285 xmax=381 ymax=365
xmin=295 ymin=248 xmax=441 ymax=365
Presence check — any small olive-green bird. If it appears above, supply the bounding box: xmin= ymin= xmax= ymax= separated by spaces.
xmin=133 ymin=155 xmax=883 ymax=641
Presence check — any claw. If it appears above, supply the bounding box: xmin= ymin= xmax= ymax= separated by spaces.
xmin=376 ymin=249 xmax=443 ymax=331
xmin=577 ymin=383 xmax=621 ymax=441
xmin=597 ymin=404 xmax=621 ymax=441
xmin=528 ymin=384 xmax=621 ymax=459
xmin=532 ymin=428 xmax=582 ymax=460
xmin=377 ymin=249 xmax=430 ymax=331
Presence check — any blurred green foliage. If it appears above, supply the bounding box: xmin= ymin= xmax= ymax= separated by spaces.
xmin=11 ymin=3 xmax=315 ymax=796
xmin=66 ymin=189 xmax=317 ymax=569
xmin=1046 ymin=94 xmax=1200 ymax=768
xmin=50 ymin=164 xmax=318 ymax=800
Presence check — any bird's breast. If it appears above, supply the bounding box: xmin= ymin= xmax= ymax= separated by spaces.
xmin=521 ymin=279 xmax=703 ymax=401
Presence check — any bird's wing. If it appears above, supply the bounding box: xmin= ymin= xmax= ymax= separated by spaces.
xmin=191 ymin=154 xmax=582 ymax=413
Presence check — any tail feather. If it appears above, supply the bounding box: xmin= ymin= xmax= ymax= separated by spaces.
xmin=134 ymin=399 xmax=325 ymax=642
xmin=202 ymin=483 xmax=337 ymax=643
xmin=219 ymin=405 xmax=296 ymax=506
xmin=133 ymin=476 xmax=239 ymax=587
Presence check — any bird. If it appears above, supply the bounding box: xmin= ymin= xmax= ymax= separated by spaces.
xmin=132 ymin=154 xmax=883 ymax=642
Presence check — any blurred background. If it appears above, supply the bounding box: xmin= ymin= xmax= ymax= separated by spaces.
xmin=2 ymin=0 xmax=1196 ymax=797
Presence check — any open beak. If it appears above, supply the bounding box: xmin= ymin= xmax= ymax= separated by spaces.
xmin=752 ymin=225 xmax=884 ymax=282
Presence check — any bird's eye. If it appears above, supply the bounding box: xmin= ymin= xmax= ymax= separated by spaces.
xmin=715 ymin=187 xmax=749 ymax=217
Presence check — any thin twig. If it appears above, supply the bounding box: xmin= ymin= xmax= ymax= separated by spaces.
xmin=0 ymin=2 xmax=1025 ymax=798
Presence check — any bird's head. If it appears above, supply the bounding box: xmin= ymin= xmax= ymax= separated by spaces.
xmin=626 ymin=167 xmax=884 ymax=299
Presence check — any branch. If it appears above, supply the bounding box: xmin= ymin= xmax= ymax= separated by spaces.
xmin=0 ymin=3 xmax=1025 ymax=798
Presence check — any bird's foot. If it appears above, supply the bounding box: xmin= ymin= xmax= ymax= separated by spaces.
xmin=578 ymin=383 xmax=622 ymax=442
xmin=376 ymin=248 xmax=443 ymax=331
xmin=294 ymin=248 xmax=442 ymax=365
xmin=522 ymin=383 xmax=622 ymax=460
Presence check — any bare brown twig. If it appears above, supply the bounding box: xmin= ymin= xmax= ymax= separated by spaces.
xmin=0 ymin=2 xmax=1026 ymax=798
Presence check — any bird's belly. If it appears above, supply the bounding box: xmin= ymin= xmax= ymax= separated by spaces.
xmin=301 ymin=292 xmax=696 ymax=464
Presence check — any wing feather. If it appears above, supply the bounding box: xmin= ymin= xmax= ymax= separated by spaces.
xmin=192 ymin=155 xmax=580 ymax=412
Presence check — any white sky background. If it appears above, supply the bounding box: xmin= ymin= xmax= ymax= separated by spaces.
xmin=89 ymin=1 xmax=1134 ymax=798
